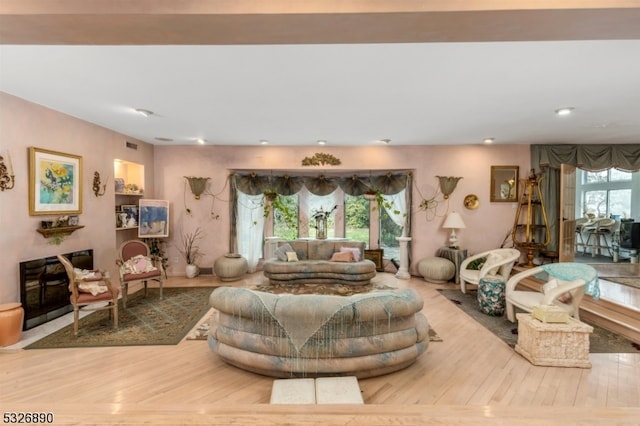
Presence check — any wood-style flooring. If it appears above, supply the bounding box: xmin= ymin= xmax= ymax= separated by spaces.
xmin=1 ymin=272 xmax=639 ymax=425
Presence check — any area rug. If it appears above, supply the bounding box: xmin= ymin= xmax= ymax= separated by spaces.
xmin=437 ymin=289 xmax=639 ymax=353
xmin=186 ymin=314 xmax=443 ymax=342
xmin=26 ymin=287 xmax=217 ymax=349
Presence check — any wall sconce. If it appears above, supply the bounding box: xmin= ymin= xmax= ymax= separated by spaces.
xmin=185 ymin=176 xmax=210 ymax=199
xmin=436 ymin=176 xmax=463 ymax=199
xmin=93 ymin=171 xmax=106 ymax=197
xmin=0 ymin=152 xmax=15 ymax=191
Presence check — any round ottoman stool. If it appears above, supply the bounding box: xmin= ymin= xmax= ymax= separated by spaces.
xmin=214 ymin=253 xmax=248 ymax=282
xmin=418 ymin=257 xmax=455 ymax=283
xmin=477 ymin=277 xmax=506 ymax=316
xmin=0 ymin=302 xmax=24 ymax=347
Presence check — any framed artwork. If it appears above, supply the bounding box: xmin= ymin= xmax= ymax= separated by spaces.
xmin=490 ymin=165 xmax=519 ymax=202
xmin=138 ymin=199 xmax=170 ymax=238
xmin=29 ymin=147 xmax=82 ymax=215
xmin=364 ymin=249 xmax=384 ymax=272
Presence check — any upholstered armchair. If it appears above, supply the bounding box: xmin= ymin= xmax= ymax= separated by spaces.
xmin=57 ymin=254 xmax=120 ymax=336
xmin=505 ymin=263 xmax=599 ymax=323
xmin=117 ymin=240 xmax=164 ymax=308
xmin=459 ymin=248 xmax=521 ymax=294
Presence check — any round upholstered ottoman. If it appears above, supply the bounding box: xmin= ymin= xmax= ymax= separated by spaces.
xmin=214 ymin=254 xmax=248 ymax=282
xmin=0 ymin=303 xmax=24 ymax=347
xmin=418 ymin=257 xmax=455 ymax=283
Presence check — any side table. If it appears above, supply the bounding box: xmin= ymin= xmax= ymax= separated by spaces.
xmin=437 ymin=247 xmax=467 ymax=284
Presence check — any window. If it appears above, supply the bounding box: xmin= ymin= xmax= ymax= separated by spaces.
xmin=266 ymin=188 xmax=405 ymax=259
xmin=233 ymin=171 xmax=411 ymax=266
xmin=345 ymin=194 xmax=370 ymax=243
xmin=578 ymin=169 xmax=633 ymax=218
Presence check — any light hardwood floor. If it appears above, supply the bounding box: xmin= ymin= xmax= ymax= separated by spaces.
xmin=1 ymin=272 xmax=639 ymax=425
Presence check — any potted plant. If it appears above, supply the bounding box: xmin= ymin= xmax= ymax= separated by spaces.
xmin=178 ymin=227 xmax=204 ymax=278
xmin=262 ymin=189 xmax=296 ymax=228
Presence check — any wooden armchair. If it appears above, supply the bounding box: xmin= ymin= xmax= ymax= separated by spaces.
xmin=57 ymin=255 xmax=119 ymax=336
xmin=117 ymin=240 xmax=164 ymax=308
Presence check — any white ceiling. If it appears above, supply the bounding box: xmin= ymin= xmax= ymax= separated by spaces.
xmin=1 ymin=40 xmax=639 ymax=146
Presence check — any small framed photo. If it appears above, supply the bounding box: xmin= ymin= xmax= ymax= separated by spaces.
xmin=114 ymin=178 xmax=125 ymax=193
xmin=364 ymin=249 xmax=384 ymax=272
xmin=121 ymin=204 xmax=138 ymax=227
xmin=139 ymin=199 xmax=170 ymax=238
xmin=29 ymin=147 xmax=82 ymax=215
xmin=68 ymin=215 xmax=79 ymax=226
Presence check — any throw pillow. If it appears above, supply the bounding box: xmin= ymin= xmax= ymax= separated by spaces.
xmin=286 ymin=251 xmax=299 ymax=262
xmin=120 ymin=255 xmax=158 ymax=275
xmin=330 ymin=251 xmax=355 ymax=262
xmin=275 ymin=243 xmax=293 ymax=261
xmin=484 ymin=252 xmax=503 ymax=275
xmin=339 ymin=246 xmax=361 ymax=262
xmin=466 ymin=256 xmax=487 ymax=270
xmin=542 ymin=279 xmax=558 ymax=294
xmin=543 ymin=278 xmax=573 ymax=304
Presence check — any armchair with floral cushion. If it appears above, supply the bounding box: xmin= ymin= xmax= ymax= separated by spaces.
xmin=117 ymin=240 xmax=164 ymax=308
xmin=459 ymin=248 xmax=521 ymax=294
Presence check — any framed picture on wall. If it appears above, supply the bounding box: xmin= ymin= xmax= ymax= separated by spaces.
xmin=29 ymin=147 xmax=83 ymax=215
xmin=364 ymin=249 xmax=384 ymax=272
xmin=138 ymin=199 xmax=170 ymax=238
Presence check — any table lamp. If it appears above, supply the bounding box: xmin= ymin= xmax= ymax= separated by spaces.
xmin=443 ymin=211 xmax=466 ymax=248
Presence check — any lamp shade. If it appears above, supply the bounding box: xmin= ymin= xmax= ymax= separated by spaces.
xmin=443 ymin=211 xmax=466 ymax=229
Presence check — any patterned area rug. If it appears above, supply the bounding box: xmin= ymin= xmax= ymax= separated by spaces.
xmin=437 ymin=289 xmax=640 ymax=353
xmin=26 ymin=287 xmax=217 ymax=349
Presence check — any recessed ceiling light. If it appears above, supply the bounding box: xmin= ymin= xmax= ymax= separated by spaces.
xmin=376 ymin=139 xmax=391 ymax=145
xmin=483 ymin=137 xmax=495 ymax=144
xmin=135 ymin=108 xmax=154 ymax=117
xmin=196 ymin=138 xmax=207 ymax=145
xmin=317 ymin=140 xmax=327 ymax=145
xmin=555 ymin=107 xmax=575 ymax=116
xmin=260 ymin=140 xmax=269 ymax=145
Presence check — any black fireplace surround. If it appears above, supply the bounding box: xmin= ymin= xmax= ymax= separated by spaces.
xmin=19 ymin=249 xmax=93 ymax=330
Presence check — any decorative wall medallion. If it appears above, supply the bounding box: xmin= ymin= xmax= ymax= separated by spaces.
xmin=301 ymin=153 xmax=341 ymax=166
xmin=464 ymin=194 xmax=479 ymax=210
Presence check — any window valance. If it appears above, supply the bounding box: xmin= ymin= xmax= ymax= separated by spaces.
xmin=231 ymin=171 xmax=410 ymax=197
xmin=532 ymin=144 xmax=640 ymax=172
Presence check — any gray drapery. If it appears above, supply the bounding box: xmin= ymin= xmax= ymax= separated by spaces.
xmin=232 ymin=171 xmax=410 ymax=197
xmin=229 ymin=171 xmax=412 ymax=255
xmin=530 ymin=144 xmax=640 ymax=251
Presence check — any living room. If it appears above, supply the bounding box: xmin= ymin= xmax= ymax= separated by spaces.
xmin=1 ymin=2 xmax=640 ymax=424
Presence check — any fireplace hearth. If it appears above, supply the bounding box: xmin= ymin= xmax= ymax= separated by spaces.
xmin=19 ymin=249 xmax=93 ymax=330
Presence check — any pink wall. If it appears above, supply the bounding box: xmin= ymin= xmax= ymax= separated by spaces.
xmin=154 ymin=144 xmax=530 ymax=276
xmin=0 ymin=92 xmax=530 ymax=304
xmin=0 ymin=92 xmax=154 ymax=304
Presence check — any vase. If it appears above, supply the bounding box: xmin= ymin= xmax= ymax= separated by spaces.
xmin=185 ymin=264 xmax=199 ymax=278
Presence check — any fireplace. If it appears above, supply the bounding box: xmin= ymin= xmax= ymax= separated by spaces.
xmin=19 ymin=249 xmax=93 ymax=330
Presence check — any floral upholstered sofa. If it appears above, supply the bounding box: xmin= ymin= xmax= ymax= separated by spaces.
xmin=263 ymin=240 xmax=377 ymax=285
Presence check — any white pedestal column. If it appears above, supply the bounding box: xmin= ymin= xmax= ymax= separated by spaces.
xmin=395 ymin=236 xmax=412 ymax=280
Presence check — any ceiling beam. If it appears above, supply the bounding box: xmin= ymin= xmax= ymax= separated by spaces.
xmin=2 ymin=0 xmax=640 ymax=44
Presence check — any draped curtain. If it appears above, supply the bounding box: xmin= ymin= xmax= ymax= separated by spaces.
xmin=530 ymin=144 xmax=640 ymax=251
xmin=229 ymin=171 xmax=412 ymax=263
